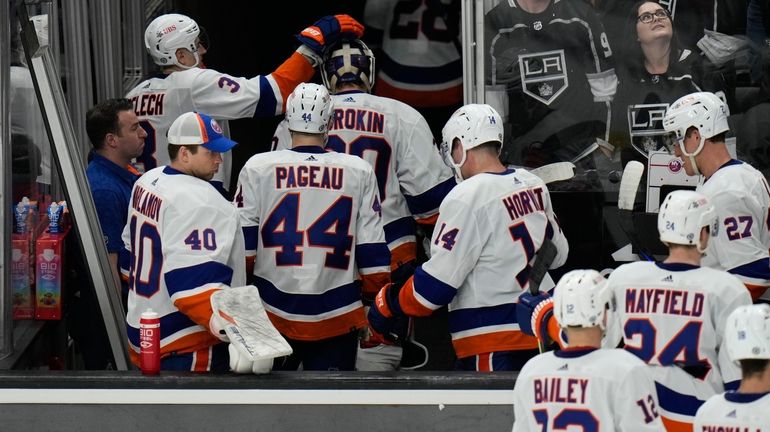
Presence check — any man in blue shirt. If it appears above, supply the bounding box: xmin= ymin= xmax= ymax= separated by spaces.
xmin=85 ymin=98 xmax=146 ymax=303
xmin=72 ymin=98 xmax=144 ymax=369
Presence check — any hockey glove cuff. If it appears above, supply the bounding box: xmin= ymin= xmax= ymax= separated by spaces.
xmin=296 ymin=14 xmax=364 ymax=56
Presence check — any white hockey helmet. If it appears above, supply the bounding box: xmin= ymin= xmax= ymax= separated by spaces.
xmin=440 ymin=104 xmax=503 ymax=182
xmin=658 ymin=190 xmax=718 ymax=253
xmin=285 ymin=83 xmax=334 ymax=136
xmin=725 ymin=304 xmax=770 ymax=362
xmin=553 ymin=269 xmax=614 ymax=331
xmin=662 ymin=92 xmax=729 ymax=175
xmin=321 ymin=38 xmax=375 ymax=94
xmin=144 ymin=13 xmax=201 ymax=69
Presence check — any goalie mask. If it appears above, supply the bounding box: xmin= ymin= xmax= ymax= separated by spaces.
xmin=321 ymin=39 xmax=375 ymax=94
xmin=440 ymin=104 xmax=503 ymax=183
xmin=553 ymin=269 xmax=614 ymax=331
xmin=285 ymin=83 xmax=334 ymax=139
xmin=657 ymin=190 xmax=718 ymax=253
xmin=662 ymin=92 xmax=729 ymax=175
xmin=145 ymin=13 xmax=201 ymax=69
xmin=725 ymin=304 xmax=770 ymax=363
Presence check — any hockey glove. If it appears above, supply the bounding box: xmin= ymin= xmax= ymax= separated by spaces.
xmin=296 ymin=14 xmax=364 ymax=57
xmin=367 ymin=283 xmax=408 ymax=343
xmin=516 ymin=291 xmax=554 ymax=346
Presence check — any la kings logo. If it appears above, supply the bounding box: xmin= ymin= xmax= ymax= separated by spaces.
xmin=519 ymin=50 xmax=568 ymax=105
xmin=628 ymin=103 xmax=671 ymax=154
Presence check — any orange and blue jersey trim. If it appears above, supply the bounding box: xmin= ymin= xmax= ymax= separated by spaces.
xmin=268 ymin=51 xmax=316 ymax=114
xmin=729 ymin=258 xmax=770 ymax=301
xmin=254 ymin=275 xmax=368 ymax=340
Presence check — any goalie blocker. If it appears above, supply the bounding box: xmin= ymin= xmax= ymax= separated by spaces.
xmin=210 ymin=285 xmax=293 ymax=374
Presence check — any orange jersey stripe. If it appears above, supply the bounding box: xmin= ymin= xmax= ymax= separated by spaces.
xmin=661 ymin=416 xmax=693 ymax=432
xmin=173 ymin=289 xmax=219 ymax=330
xmin=192 ymin=347 xmax=211 ymax=372
xmin=271 ymin=52 xmax=316 ymax=110
xmin=266 ymin=307 xmax=366 ymax=341
xmin=416 ymin=213 xmax=439 ymax=225
xmin=245 ymin=255 xmax=256 ymax=276
xmin=129 ymin=332 xmax=218 ymax=368
xmin=361 ymin=271 xmax=391 ymax=299
xmin=744 ymin=282 xmax=769 ymax=302
xmin=376 ymin=80 xmax=463 ymax=108
xmin=390 ymin=242 xmax=416 ymax=270
xmin=547 ymin=317 xmax=565 ymax=349
xmin=452 ymin=330 xmax=538 ymax=359
xmin=398 ymin=277 xmax=435 ymax=317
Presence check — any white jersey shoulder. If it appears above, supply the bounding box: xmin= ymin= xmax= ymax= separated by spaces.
xmin=273 ymin=91 xmax=455 ymax=257
xmin=126 ymin=67 xmax=271 ymax=186
xmin=513 ymin=348 xmax=663 ymax=432
xmin=697 ymin=161 xmax=770 ymax=298
xmin=694 ymin=391 xmax=770 ymax=431
xmin=425 ymin=168 xmax=567 ymax=307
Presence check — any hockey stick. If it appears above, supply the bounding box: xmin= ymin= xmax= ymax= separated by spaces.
xmin=528 ymin=238 xmax=558 ymax=353
xmin=530 ymin=162 xmax=575 ymax=185
xmin=616 ymin=161 xmax=654 ymax=261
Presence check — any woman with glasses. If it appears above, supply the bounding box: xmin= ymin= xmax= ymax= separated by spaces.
xmin=609 ymin=0 xmax=726 ymax=168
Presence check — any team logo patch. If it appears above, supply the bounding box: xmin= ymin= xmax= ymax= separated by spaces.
xmin=518 ymin=50 xmax=568 ymax=105
xmin=668 ymin=158 xmax=682 ymax=173
xmin=628 ymin=103 xmax=672 ymax=155
xmin=210 ymin=118 xmax=223 ymax=134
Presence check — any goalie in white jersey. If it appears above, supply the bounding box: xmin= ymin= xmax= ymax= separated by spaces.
xmin=694 ymin=304 xmax=770 ymax=431
xmin=368 ymin=104 xmax=569 ymax=371
xmin=127 ymin=13 xmax=364 ymax=193
xmin=663 ymin=91 xmax=770 ymax=302
xmin=513 ymin=269 xmax=664 ymax=432
xmin=234 ymin=83 xmax=391 ymax=371
xmin=123 ymin=111 xmax=272 ymax=373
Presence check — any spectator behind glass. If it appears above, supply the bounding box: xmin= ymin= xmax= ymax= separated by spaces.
xmin=484 ymin=0 xmax=617 ymax=175
xmin=610 ymin=1 xmax=725 ymax=168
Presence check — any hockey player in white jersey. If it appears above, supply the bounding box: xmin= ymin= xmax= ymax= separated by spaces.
xmin=513 ymin=269 xmax=664 ymax=432
xmin=123 ymin=111 xmax=271 ymax=373
xmin=272 ymin=38 xmax=455 ymax=269
xmin=368 ymin=104 xmax=568 ymax=371
xmin=234 ymin=83 xmax=391 ymax=371
xmin=520 ymin=190 xmax=751 ymax=430
xmin=273 ymin=38 xmax=456 ymax=371
xmin=694 ymin=304 xmax=770 ymax=431
xmin=127 ymin=13 xmax=364 ymax=194
xmin=663 ymin=91 xmax=770 ymax=301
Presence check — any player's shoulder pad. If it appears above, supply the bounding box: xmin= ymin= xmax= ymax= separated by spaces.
xmin=328 ymin=151 xmax=377 ymax=174
xmin=601 ymin=348 xmax=650 ymax=371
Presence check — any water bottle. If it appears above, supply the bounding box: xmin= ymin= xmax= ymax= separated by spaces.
xmin=139 ymin=308 xmax=160 ymax=375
